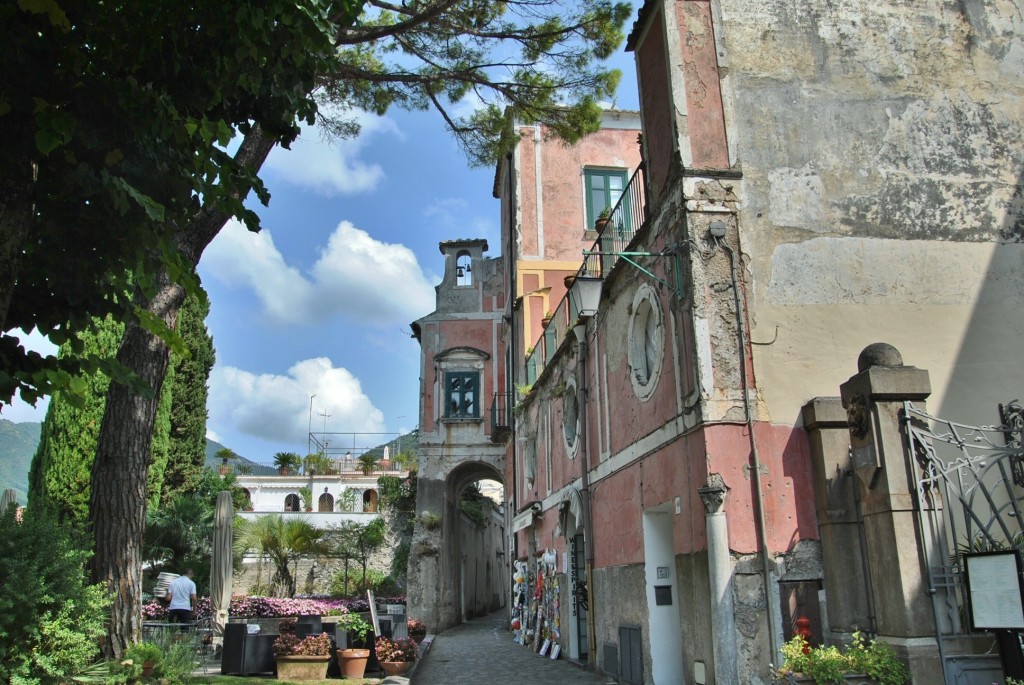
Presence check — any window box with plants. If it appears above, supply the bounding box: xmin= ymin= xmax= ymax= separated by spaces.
xmin=272 ymin=632 xmax=333 ymax=681
xmin=771 ymin=632 xmax=910 ymax=685
xmin=376 ymin=636 xmax=418 ymax=676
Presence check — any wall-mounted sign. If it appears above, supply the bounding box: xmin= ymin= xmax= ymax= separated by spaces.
xmin=511 ymin=508 xmax=534 ymax=533
xmin=965 ymin=551 xmax=1024 ymax=630
xmin=657 ymin=566 xmax=669 ymax=579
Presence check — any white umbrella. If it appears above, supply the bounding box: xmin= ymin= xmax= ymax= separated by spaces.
xmin=210 ymin=491 xmax=234 ymax=646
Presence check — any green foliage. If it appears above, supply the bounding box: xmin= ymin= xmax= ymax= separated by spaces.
xmin=299 ymin=487 xmax=313 ymax=511
xmin=303 ymin=452 xmax=333 ymax=475
xmin=336 ymin=488 xmax=359 ymax=512
xmin=27 ymin=316 xmax=123 ymax=523
xmin=356 ymin=452 xmax=380 ymax=475
xmin=458 ymin=482 xmax=496 ymax=526
xmin=216 ymin=447 xmax=239 ymax=465
xmin=773 ymin=632 xmax=909 ymax=685
xmin=0 ymin=0 xmax=362 ymax=405
xmin=328 ymin=568 xmax=399 ymax=597
xmin=147 ymin=360 xmax=174 ymax=508
xmin=234 ymin=515 xmax=331 ymax=597
xmin=378 ymin=473 xmax=416 ymax=584
xmin=322 ymin=0 xmax=632 ymax=167
xmin=421 ymin=511 xmax=442 ymax=531
xmin=334 ymin=613 xmax=373 ymax=643
xmin=273 ymin=452 xmax=302 ymax=472
xmin=162 ymin=289 xmax=216 ymax=504
xmin=144 ymin=495 xmax=214 ymax=590
xmin=0 ymin=508 xmax=109 ymax=685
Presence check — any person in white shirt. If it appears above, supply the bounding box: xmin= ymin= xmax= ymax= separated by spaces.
xmin=166 ymin=569 xmax=197 ymax=625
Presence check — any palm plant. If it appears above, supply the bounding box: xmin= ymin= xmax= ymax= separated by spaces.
xmin=234 ymin=515 xmax=331 ymax=597
xmin=273 ymin=452 xmax=302 ymax=475
xmin=144 ymin=496 xmax=214 ymax=587
xmin=215 ymin=447 xmax=239 ymax=473
xmin=357 ymin=453 xmax=380 ymax=476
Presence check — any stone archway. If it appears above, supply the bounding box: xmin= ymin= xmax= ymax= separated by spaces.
xmin=407 ymin=456 xmax=506 ymax=633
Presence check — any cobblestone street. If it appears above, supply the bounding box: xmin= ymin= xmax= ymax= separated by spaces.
xmin=412 ymin=611 xmax=614 ymax=684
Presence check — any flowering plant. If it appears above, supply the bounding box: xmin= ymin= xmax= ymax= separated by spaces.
xmin=407 ymin=618 xmax=427 ymax=641
xmin=273 ymin=632 xmax=333 ymax=657
xmin=375 ymin=637 xmax=418 ymax=662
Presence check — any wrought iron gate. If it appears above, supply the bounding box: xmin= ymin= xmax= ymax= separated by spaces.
xmin=905 ymin=400 xmax=1024 ymax=684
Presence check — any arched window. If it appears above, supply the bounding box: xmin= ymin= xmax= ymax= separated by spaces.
xmin=318 ymin=491 xmax=334 ymax=512
xmin=284 ymin=493 xmax=301 ymax=512
xmin=456 ymin=251 xmax=472 ymax=286
xmin=363 ymin=489 xmax=379 ymax=513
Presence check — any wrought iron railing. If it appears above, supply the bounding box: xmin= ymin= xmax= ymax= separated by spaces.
xmin=491 ymin=391 xmax=512 ymax=437
xmin=590 ymin=164 xmax=647 ymax=278
xmin=522 ymin=163 xmax=649 ymax=380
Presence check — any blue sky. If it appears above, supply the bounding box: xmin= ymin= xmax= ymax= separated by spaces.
xmin=4 ymin=19 xmax=641 ymax=465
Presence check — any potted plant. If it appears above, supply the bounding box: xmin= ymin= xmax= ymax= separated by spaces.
xmin=407 ymin=618 xmax=427 ymax=643
xmin=273 ymin=451 xmax=302 ymax=476
xmin=771 ymin=631 xmax=909 ymax=685
xmin=124 ymin=641 xmax=163 ymax=678
xmin=215 ymin=447 xmax=239 ymax=475
xmin=273 ymin=632 xmax=333 ymax=681
xmin=541 ymin=310 xmax=553 ymax=327
xmin=375 ymin=636 xmax=418 ymax=676
xmin=336 ymin=612 xmax=374 ymax=678
xmin=594 ymin=206 xmax=612 ymax=231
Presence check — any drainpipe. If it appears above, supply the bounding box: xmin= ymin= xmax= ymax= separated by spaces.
xmin=573 ymin=321 xmax=597 ymax=658
xmin=713 ymin=223 xmax=780 ymax=659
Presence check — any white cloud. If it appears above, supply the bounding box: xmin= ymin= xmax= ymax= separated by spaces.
xmin=264 ymin=110 xmax=401 ymax=196
xmin=424 ymin=197 xmax=499 ymax=247
xmin=208 ymin=357 xmax=384 ymax=453
xmin=202 ymin=219 xmax=436 ymax=328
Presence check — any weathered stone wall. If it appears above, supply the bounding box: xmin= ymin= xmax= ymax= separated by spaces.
xmin=715 ymin=0 xmax=1024 ymax=427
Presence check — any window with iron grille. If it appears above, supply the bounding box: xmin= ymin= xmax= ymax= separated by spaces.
xmin=445 ymin=371 xmax=479 ymax=418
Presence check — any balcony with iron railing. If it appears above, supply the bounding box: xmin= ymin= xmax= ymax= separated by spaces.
xmin=490 ymin=391 xmax=512 ymax=441
xmin=522 ymin=164 xmax=648 ymax=383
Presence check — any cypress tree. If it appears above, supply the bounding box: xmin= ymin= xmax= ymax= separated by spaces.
xmin=28 ymin=316 xmax=123 ymax=523
xmin=161 ymin=289 xmax=215 ymax=505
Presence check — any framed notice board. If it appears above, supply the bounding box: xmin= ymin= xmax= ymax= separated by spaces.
xmin=964 ymin=551 xmax=1024 ymax=631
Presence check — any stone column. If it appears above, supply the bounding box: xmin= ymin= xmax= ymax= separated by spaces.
xmin=699 ymin=477 xmax=738 ymax=685
xmin=839 ymin=343 xmax=941 ymax=683
xmin=802 ymin=397 xmax=872 ymax=640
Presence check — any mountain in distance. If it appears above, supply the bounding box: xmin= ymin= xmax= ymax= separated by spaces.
xmin=0 ymin=422 xmax=421 ymax=501
xmin=0 ymin=419 xmax=40 ymax=504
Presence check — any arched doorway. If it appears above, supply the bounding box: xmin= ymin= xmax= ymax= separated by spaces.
xmin=318 ymin=491 xmax=334 ymax=512
xmin=362 ymin=489 xmax=378 ymax=512
xmin=443 ymin=462 xmax=506 ymax=623
xmin=241 ymin=489 xmax=253 ymax=511
xmin=284 ymin=493 xmax=300 ymax=511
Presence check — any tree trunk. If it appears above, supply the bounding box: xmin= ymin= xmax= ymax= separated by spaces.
xmin=89 ymin=128 xmax=275 ymax=655
xmin=89 ymin=282 xmax=184 ymax=656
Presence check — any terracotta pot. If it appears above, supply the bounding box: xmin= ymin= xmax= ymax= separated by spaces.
xmin=380 ymin=661 xmax=414 ymax=676
xmin=339 ymin=648 xmax=370 ymax=679
xmin=275 ymin=655 xmax=330 ymax=681
xmin=278 ymin=466 xmax=290 ymax=476
xmin=141 ymin=660 xmax=155 ymax=678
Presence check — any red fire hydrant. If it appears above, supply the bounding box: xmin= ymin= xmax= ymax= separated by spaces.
xmin=795 ymin=616 xmax=813 ymax=654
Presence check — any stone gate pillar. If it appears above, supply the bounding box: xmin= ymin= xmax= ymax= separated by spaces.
xmin=802 ymin=396 xmax=871 ymax=640
xmin=839 ymin=343 xmax=941 ymax=683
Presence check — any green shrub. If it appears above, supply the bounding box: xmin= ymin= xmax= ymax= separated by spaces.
xmin=0 ymin=508 xmax=110 ymax=685
xmin=772 ymin=632 xmax=909 ymax=685
xmin=328 ymin=568 xmax=399 ymax=597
